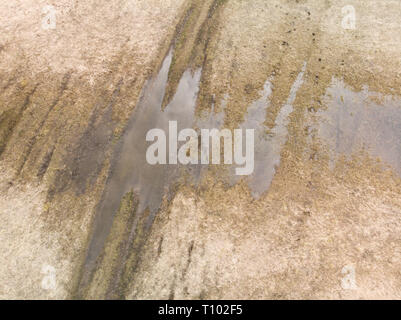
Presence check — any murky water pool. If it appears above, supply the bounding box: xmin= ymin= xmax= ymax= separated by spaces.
xmin=79 ymin=49 xmax=401 ymax=293
xmin=79 ymin=50 xmax=202 ymax=288
xmin=316 ymin=78 xmax=401 ymax=175
xmin=232 ymin=62 xmax=307 ymax=198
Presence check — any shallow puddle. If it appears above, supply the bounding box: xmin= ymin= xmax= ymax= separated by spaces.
xmin=235 ymin=62 xmax=307 ymax=198
xmin=79 ymin=50 xmax=202 ymax=288
xmin=316 ymin=78 xmax=401 ymax=176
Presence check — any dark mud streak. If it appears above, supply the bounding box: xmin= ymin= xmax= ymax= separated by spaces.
xmin=191 ymin=0 xmax=220 ymax=66
xmin=157 ymin=236 xmax=164 ymax=257
xmin=162 ymin=1 xmax=201 ymax=109
xmin=0 ymin=84 xmax=38 ymax=158
xmin=182 ymin=240 xmax=195 ymax=279
xmin=16 ymin=72 xmax=72 ymax=176
xmin=162 ymin=0 xmax=225 ymax=109
xmin=108 ymin=201 xmax=140 ymax=299
xmin=168 ymin=274 xmax=177 ymax=300
xmin=72 ymin=125 xmax=126 ymax=297
xmin=105 ymin=193 xmax=140 ymax=300
xmin=118 ymin=209 xmax=154 ymax=299
xmin=72 ymin=78 xmax=123 ymax=195
xmin=37 ymin=146 xmax=55 ymax=179
xmin=173 ymin=2 xmax=195 ymax=44
xmin=48 ymin=78 xmax=122 ymax=201
xmin=2 ymin=73 xmax=19 ymax=91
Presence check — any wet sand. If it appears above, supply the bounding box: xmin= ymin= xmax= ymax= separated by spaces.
xmin=0 ymin=0 xmax=400 ymax=299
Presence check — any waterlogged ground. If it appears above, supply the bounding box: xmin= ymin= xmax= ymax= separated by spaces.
xmin=0 ymin=0 xmax=401 ymax=299
xmin=316 ymin=78 xmax=401 ymax=175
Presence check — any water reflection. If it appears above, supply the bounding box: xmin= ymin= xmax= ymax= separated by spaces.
xmin=237 ymin=62 xmax=307 ymax=197
xmin=81 ymin=49 xmax=202 ymax=284
xmin=316 ymin=78 xmax=401 ymax=176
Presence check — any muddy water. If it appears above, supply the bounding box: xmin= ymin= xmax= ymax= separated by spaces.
xmin=233 ymin=62 xmax=307 ymax=197
xmin=78 ymin=49 xmax=401 ymax=293
xmin=78 ymin=50 xmax=202 ymax=289
xmin=316 ymin=78 xmax=401 ymax=175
